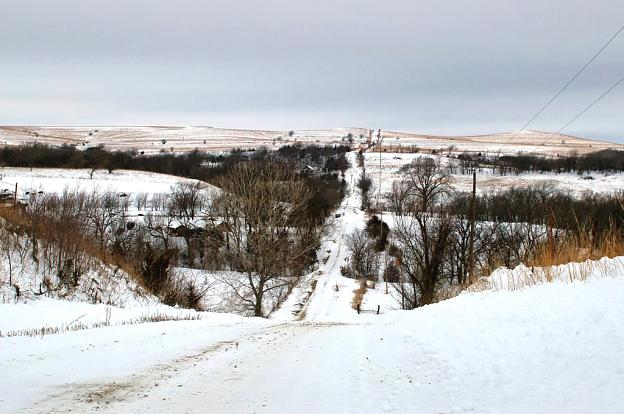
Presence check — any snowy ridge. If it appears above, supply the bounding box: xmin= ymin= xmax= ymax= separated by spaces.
xmin=477 ymin=255 xmax=624 ymax=291
xmin=380 ymin=275 xmax=624 ymax=413
xmin=1 ymin=125 xmax=621 ymax=155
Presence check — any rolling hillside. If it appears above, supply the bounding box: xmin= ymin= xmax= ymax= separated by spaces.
xmin=1 ymin=126 xmax=621 ymax=155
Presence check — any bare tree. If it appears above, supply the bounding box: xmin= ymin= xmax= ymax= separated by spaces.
xmin=214 ymin=161 xmax=321 ymax=317
xmin=0 ymin=219 xmax=21 ymax=286
xmin=144 ymin=212 xmax=176 ymax=250
xmin=135 ymin=192 xmax=149 ymax=211
xmin=343 ymin=229 xmax=378 ymax=279
xmin=168 ymin=181 xmax=209 ymax=223
xmin=446 ymin=214 xmax=496 ymax=285
xmin=84 ymin=191 xmax=123 ymax=249
xmin=387 ymin=181 xmax=411 ymax=216
xmin=402 ymin=157 xmax=450 ymax=212
xmin=389 ymin=160 xmax=454 ymax=308
xmin=392 ymin=212 xmax=453 ymax=308
xmin=27 ymin=191 xmax=92 ymax=290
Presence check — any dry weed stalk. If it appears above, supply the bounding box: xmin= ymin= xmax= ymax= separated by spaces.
xmin=351 ymin=279 xmax=367 ymax=310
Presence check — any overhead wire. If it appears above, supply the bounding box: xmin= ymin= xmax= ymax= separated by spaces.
xmin=547 ymin=74 xmax=624 ymax=138
xmin=495 ymin=23 xmax=624 ymax=153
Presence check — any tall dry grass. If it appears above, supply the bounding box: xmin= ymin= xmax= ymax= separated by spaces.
xmin=471 ymin=224 xmax=624 ymax=292
xmin=527 ymin=224 xmax=624 ymax=269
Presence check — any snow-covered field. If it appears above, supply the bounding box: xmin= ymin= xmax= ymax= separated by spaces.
xmin=363 ymin=151 xmax=624 ymax=195
xmin=1 ymin=126 xmax=621 ymax=154
xmin=0 ymin=297 xmax=202 ymax=335
xmin=0 ymin=167 xmax=200 ymax=199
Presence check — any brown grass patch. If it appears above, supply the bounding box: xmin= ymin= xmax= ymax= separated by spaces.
xmin=527 ymin=226 xmax=624 ymax=269
xmin=351 ymin=279 xmax=367 ymax=310
xmin=469 ymin=224 xmax=624 ymax=292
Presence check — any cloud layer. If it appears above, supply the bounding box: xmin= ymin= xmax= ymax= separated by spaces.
xmin=1 ymin=0 xmax=623 ymax=141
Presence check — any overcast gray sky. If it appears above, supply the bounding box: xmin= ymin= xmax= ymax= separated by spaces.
xmin=1 ymin=1 xmax=623 ymax=141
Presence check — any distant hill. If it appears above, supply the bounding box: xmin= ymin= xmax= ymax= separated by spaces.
xmin=0 ymin=126 xmax=621 ymax=155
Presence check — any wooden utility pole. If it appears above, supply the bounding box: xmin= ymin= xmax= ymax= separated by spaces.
xmin=468 ymin=170 xmax=476 ymax=284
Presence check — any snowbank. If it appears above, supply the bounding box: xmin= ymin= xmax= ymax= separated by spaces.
xmin=0 ymin=311 xmax=271 ymax=413
xmin=383 ymin=276 xmax=624 ymax=413
xmin=0 ymin=297 xmax=209 ymax=335
xmin=482 ymin=255 xmax=624 ymax=291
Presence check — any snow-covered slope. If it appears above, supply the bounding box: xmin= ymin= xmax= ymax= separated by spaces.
xmin=0 ymin=313 xmax=271 ymax=413
xmin=2 ymin=134 xmax=623 ymax=412
xmin=382 ymin=276 xmax=624 ymax=413
xmin=3 ymin=267 xmax=622 ymax=413
xmin=364 ymin=150 xmax=624 ymax=195
xmin=1 ymin=125 xmax=620 ymax=155
xmin=479 ymin=255 xmax=624 ymax=291
xmin=0 ymin=223 xmax=149 ymax=307
xmin=0 ymin=168 xmax=202 ymax=197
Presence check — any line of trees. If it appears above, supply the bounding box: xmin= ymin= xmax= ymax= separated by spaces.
xmin=0 ymin=142 xmax=350 ymax=177
xmin=453 ymin=149 xmax=624 ymax=176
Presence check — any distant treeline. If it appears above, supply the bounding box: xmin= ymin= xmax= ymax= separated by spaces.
xmin=0 ymin=143 xmax=351 ymax=221
xmin=0 ymin=143 xmax=350 ymax=176
xmin=449 ymin=184 xmax=624 ymax=235
xmin=456 ymin=149 xmax=624 ymax=175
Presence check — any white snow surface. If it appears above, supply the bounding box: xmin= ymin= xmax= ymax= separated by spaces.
xmin=0 ymin=167 xmax=204 ymax=197
xmin=3 ymin=271 xmax=623 ymax=413
xmin=364 ymin=151 xmax=624 ymax=196
xmin=0 ymin=298 xmax=208 ymax=334
xmin=383 ymin=276 xmax=624 ymax=413
xmin=482 ymin=255 xmax=624 ymax=291
xmin=0 ymin=312 xmax=270 ymax=413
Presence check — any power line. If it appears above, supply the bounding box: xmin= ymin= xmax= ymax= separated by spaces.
xmin=549 ymin=74 xmax=624 ymax=138
xmin=496 ymin=23 xmax=624 ymax=153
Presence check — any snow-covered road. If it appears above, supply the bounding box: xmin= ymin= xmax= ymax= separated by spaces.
xmin=26 ymin=321 xmax=457 ymax=414
xmin=272 ymin=150 xmax=372 ymax=323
